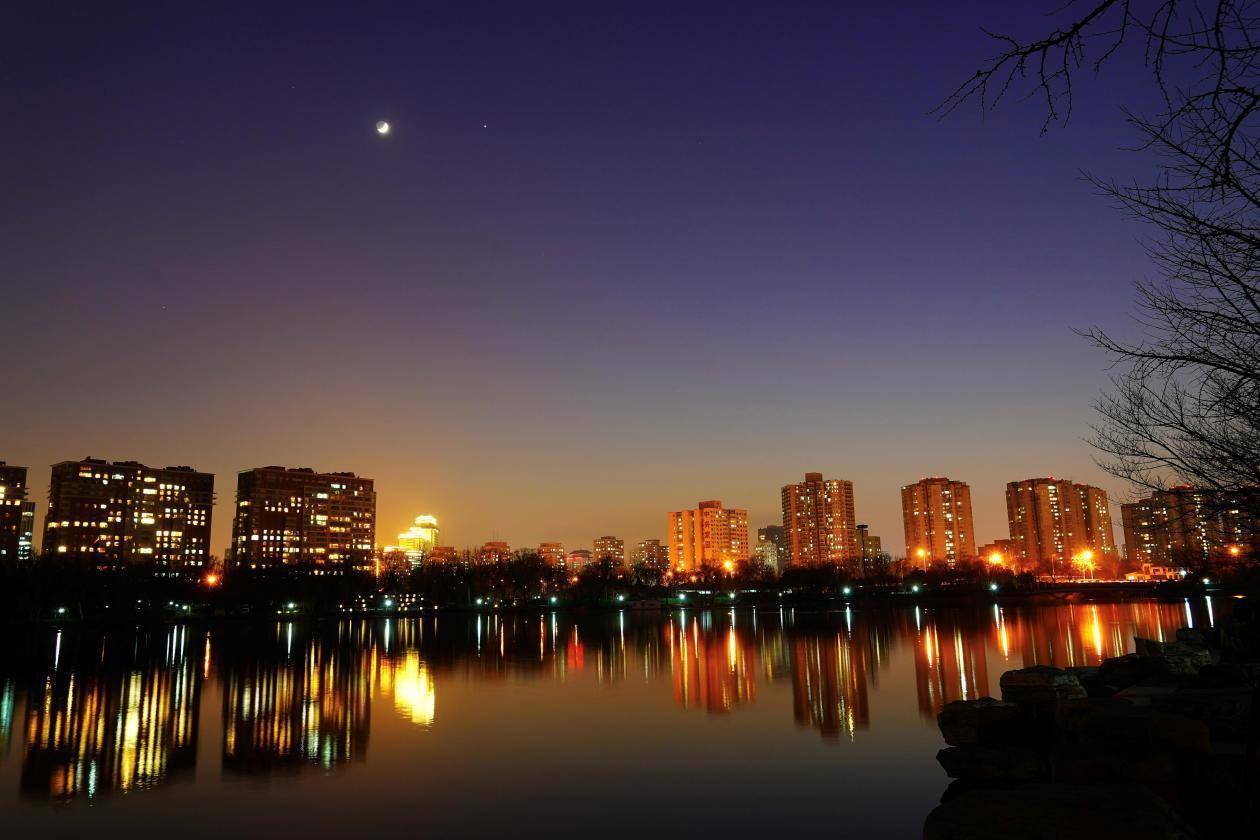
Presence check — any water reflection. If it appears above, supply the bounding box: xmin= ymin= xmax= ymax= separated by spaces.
xmin=19 ymin=626 xmax=200 ymax=799
xmin=0 ymin=598 xmax=1224 ymax=805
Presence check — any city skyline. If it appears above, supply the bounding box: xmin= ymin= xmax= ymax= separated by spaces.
xmin=3 ymin=2 xmax=1155 ymax=571
xmin=4 ymin=452 xmax=1133 ymax=562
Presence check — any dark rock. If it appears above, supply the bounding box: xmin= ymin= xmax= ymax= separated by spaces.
xmin=1148 ymin=686 xmax=1254 ymax=742
xmin=922 ymin=783 xmax=1201 ymax=839
xmin=999 ymin=666 xmax=1087 ymax=709
xmin=937 ymin=746 xmax=1048 ymax=783
xmin=1055 ymin=696 xmax=1133 ymax=734
xmin=1050 ymin=741 xmax=1129 ymax=784
xmin=1174 ymin=628 xmax=1207 ymax=648
xmin=1132 ymin=637 xmax=1215 ymax=677
xmin=1097 ymin=653 xmax=1168 ymax=690
xmin=1189 ymin=662 xmax=1250 ymax=688
xmin=938 ymin=698 xmax=1025 ymax=747
xmin=1115 ymin=683 xmax=1179 ymax=707
xmin=1077 ymin=705 xmax=1210 ymax=754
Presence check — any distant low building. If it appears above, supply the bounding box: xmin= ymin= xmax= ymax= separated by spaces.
xmin=539 ymin=542 xmax=566 ymax=566
xmin=593 ymin=535 xmax=625 ymax=566
xmin=977 ymin=539 xmax=1019 ymax=569
xmin=756 ymin=525 xmax=788 ymax=573
xmin=565 ymin=549 xmax=592 ymax=571
xmin=632 ymin=538 xmax=669 ymax=571
xmin=429 ymin=545 xmax=458 ymax=563
xmin=855 ymin=524 xmax=884 ymax=575
xmin=479 ymin=541 xmax=512 ymax=564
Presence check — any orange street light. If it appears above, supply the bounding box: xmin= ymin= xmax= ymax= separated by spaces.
xmin=987 ymin=552 xmax=1004 ymax=566
xmin=722 ymin=560 xmax=735 ymax=574
xmin=203 ymin=573 xmax=220 ymax=587
xmin=1229 ymin=545 xmax=1242 ymax=557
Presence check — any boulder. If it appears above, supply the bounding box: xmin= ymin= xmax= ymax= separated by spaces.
xmin=936 ymin=746 xmax=1048 ymax=783
xmin=1077 ymin=706 xmax=1210 ymax=754
xmin=1097 ymin=653 xmax=1174 ymax=690
xmin=1148 ymin=686 xmax=1255 ymax=742
xmin=1115 ymin=683 xmax=1179 ymax=707
xmin=999 ymin=666 xmax=1087 ymax=709
xmin=1132 ymin=637 xmax=1214 ymax=677
xmin=1174 ymin=628 xmax=1208 ymax=649
xmin=938 ymin=698 xmax=1025 ymax=747
xmin=1055 ymin=696 xmax=1133 ymax=734
xmin=923 ymin=783 xmax=1201 ymax=839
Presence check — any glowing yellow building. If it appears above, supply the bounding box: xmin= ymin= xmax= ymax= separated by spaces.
xmin=397 ymin=515 xmax=439 ymax=558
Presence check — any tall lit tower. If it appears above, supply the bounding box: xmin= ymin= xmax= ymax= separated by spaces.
xmin=901 ymin=477 xmax=977 ymax=567
xmin=397 ymin=515 xmax=439 ymax=557
xmin=668 ymin=500 xmax=750 ymax=573
xmin=1005 ymin=477 xmax=1117 ymax=575
xmin=780 ymin=473 xmax=858 ymax=568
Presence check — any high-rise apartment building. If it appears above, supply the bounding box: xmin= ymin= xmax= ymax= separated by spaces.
xmin=780 ymin=473 xmax=858 ymax=568
xmin=668 ymin=500 xmax=750 ymax=573
xmin=43 ymin=458 xmax=214 ymax=574
xmin=901 ymin=477 xmax=977 ymax=567
xmin=631 ymin=538 xmax=669 ymax=571
xmin=0 ymin=462 xmax=35 ymax=565
xmin=230 ymin=467 xmax=374 ymax=573
xmin=1005 ymin=478 xmax=1117 ymax=575
xmin=593 ymin=535 xmax=625 ymax=566
xmin=1121 ymin=486 xmax=1258 ymax=568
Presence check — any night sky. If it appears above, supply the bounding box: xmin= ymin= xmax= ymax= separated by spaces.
xmin=2 ymin=1 xmax=1163 ymax=556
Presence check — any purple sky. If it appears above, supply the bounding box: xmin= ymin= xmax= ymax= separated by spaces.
xmin=2 ymin=1 xmax=1165 ymax=556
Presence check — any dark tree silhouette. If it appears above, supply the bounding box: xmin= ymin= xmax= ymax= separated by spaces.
xmin=943 ymin=2 xmax=1260 ymax=525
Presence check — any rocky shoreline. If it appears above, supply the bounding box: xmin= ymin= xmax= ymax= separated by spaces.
xmin=924 ymin=599 xmax=1258 ymax=838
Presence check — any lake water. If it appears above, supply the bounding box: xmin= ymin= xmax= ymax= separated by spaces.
xmin=0 ymin=597 xmax=1226 ymax=838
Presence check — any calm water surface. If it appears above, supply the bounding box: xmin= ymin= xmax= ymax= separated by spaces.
xmin=0 ymin=598 xmax=1226 ymax=838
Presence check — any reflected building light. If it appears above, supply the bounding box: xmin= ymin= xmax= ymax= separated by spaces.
xmin=389 ymin=652 xmax=435 ymax=726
